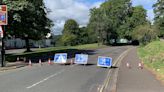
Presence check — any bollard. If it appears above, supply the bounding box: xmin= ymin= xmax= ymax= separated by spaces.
xmin=17 ymin=57 xmax=20 ymax=61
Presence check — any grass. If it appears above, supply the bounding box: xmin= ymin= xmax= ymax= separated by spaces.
xmin=13 ymin=43 xmax=101 ymax=55
xmin=138 ymin=41 xmax=164 ymax=83
xmin=6 ymin=43 xmax=105 ymax=62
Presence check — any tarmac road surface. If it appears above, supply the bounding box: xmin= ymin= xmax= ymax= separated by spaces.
xmin=0 ymin=46 xmax=129 ymax=92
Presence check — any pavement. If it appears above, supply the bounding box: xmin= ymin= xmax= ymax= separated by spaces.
xmin=0 ymin=61 xmax=28 ymax=71
xmin=116 ymin=47 xmax=164 ymax=92
xmin=0 ymin=46 xmax=129 ymax=92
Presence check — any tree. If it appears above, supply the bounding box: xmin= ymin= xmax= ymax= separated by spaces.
xmin=153 ymin=0 xmax=164 ymax=37
xmin=117 ymin=6 xmax=148 ymax=40
xmin=63 ymin=19 xmax=79 ymax=34
xmin=61 ymin=19 xmax=79 ymax=46
xmin=4 ymin=0 xmax=53 ymax=52
xmin=88 ymin=8 xmax=109 ymax=44
xmin=88 ymin=0 xmax=132 ymax=45
xmin=132 ymin=25 xmax=158 ymax=45
xmin=77 ymin=27 xmax=90 ymax=44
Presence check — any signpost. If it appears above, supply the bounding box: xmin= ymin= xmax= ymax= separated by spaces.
xmin=0 ymin=5 xmax=7 ymax=67
xmin=54 ymin=53 xmax=67 ymax=64
xmin=97 ymin=56 xmax=112 ymax=68
xmin=74 ymin=54 xmax=88 ymax=65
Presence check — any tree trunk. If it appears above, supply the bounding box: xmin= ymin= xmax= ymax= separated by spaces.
xmin=25 ymin=37 xmax=32 ymax=52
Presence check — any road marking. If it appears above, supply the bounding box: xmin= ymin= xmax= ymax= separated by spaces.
xmin=26 ymin=69 xmax=65 ymax=89
xmin=99 ymin=48 xmax=132 ymax=92
xmin=26 ymin=64 xmax=76 ymax=89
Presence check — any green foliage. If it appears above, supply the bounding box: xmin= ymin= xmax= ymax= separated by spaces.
xmin=88 ymin=0 xmax=148 ymax=45
xmin=117 ymin=6 xmax=147 ymax=39
xmin=61 ymin=19 xmax=79 ymax=46
xmin=76 ymin=27 xmax=89 ymax=44
xmin=60 ymin=32 xmax=77 ymax=46
xmin=63 ymin=19 xmax=79 ymax=34
xmin=132 ymin=25 xmax=158 ymax=45
xmin=138 ymin=41 xmax=164 ymax=81
xmin=60 ymin=19 xmax=95 ymax=46
xmin=4 ymin=0 xmax=53 ymax=40
xmin=88 ymin=7 xmax=109 ymax=44
xmin=153 ymin=0 xmax=164 ymax=37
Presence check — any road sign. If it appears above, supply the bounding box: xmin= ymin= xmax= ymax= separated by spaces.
xmin=0 ymin=5 xmax=7 ymax=25
xmin=54 ymin=53 xmax=67 ymax=64
xmin=97 ymin=56 xmax=112 ymax=68
xmin=74 ymin=54 xmax=88 ymax=64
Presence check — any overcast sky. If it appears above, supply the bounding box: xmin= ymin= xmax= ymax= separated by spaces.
xmin=44 ymin=0 xmax=157 ymax=35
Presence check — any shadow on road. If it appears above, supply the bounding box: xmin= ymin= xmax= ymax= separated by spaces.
xmin=76 ymin=63 xmax=95 ymax=66
xmin=6 ymin=49 xmax=97 ymax=63
xmin=99 ymin=66 xmax=118 ymax=69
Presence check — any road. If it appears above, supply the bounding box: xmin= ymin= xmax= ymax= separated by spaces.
xmin=0 ymin=46 xmax=129 ymax=92
xmin=117 ymin=48 xmax=164 ymax=92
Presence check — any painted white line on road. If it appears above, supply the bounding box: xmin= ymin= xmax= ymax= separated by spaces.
xmin=26 ymin=69 xmax=65 ymax=89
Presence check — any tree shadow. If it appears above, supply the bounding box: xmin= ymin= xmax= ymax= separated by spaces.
xmin=6 ymin=49 xmax=97 ymax=63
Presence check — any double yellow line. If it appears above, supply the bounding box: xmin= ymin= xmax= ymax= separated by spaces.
xmin=99 ymin=48 xmax=132 ymax=92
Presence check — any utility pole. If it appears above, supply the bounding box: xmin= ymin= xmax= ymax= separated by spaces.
xmin=0 ymin=0 xmax=6 ymax=67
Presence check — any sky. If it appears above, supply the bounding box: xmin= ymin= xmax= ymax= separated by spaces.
xmin=44 ymin=0 xmax=157 ymax=35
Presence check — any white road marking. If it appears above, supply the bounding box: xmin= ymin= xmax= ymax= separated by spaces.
xmin=26 ymin=69 xmax=65 ymax=89
xmin=26 ymin=62 xmax=76 ymax=89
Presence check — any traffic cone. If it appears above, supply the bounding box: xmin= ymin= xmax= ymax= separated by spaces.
xmin=48 ymin=58 xmax=52 ymax=65
xmin=29 ymin=60 xmax=32 ymax=66
xmin=70 ymin=59 xmax=74 ymax=65
xmin=39 ymin=59 xmax=42 ymax=66
xmin=126 ymin=62 xmax=131 ymax=69
xmin=17 ymin=57 xmax=20 ymax=61
xmin=138 ymin=62 xmax=143 ymax=69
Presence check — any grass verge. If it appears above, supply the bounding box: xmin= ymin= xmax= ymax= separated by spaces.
xmin=6 ymin=43 xmax=105 ymax=62
xmin=138 ymin=41 xmax=164 ymax=84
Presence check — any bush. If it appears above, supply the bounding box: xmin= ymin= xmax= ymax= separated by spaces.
xmin=132 ymin=25 xmax=159 ymax=45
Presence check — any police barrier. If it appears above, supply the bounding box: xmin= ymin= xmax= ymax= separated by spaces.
xmin=53 ymin=53 xmax=112 ymax=67
xmin=74 ymin=54 xmax=88 ymax=65
xmin=97 ymin=56 xmax=112 ymax=68
xmin=54 ymin=53 xmax=67 ymax=64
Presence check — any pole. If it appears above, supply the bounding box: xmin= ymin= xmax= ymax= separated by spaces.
xmin=0 ymin=0 xmax=6 ymax=67
xmin=1 ymin=26 xmax=5 ymax=67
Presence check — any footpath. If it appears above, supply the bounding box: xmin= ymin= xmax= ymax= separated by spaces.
xmin=116 ymin=47 xmax=164 ymax=92
xmin=0 ymin=61 xmax=27 ymax=71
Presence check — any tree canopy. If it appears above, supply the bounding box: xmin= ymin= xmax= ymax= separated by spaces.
xmin=153 ymin=0 xmax=164 ymax=37
xmin=3 ymin=0 xmax=53 ymax=51
xmin=4 ymin=0 xmax=53 ymax=40
xmin=88 ymin=0 xmax=148 ymax=45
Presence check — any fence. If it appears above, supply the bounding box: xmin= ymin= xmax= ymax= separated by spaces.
xmin=5 ymin=38 xmax=52 ymax=49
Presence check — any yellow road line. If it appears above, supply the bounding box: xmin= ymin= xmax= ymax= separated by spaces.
xmin=99 ymin=48 xmax=133 ymax=92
